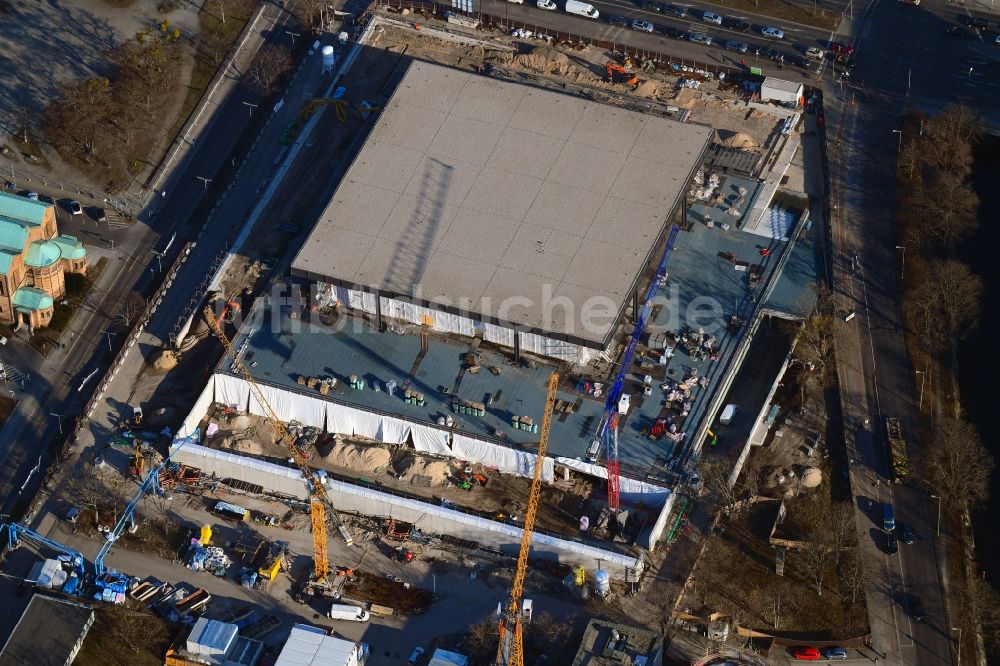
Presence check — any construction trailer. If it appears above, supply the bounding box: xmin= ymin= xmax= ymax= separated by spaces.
xmin=760 ymin=77 xmax=804 ymax=106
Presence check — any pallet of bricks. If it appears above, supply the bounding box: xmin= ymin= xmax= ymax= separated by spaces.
xmin=511 ymin=415 xmax=538 ymax=433
xmin=452 ymin=398 xmax=485 ymax=417
xmin=404 ymin=388 xmax=426 ymax=406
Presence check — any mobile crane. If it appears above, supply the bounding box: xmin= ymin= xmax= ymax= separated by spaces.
xmin=496 ymin=371 xmax=558 ymax=666
xmin=205 ymin=302 xmax=350 ymax=594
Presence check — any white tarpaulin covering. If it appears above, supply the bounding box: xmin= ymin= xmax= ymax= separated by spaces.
xmin=381 ymin=416 xmax=412 ymax=444
xmin=327 ymin=284 xmax=594 ymax=363
xmin=325 ymin=401 xmax=385 ymax=440
xmin=215 ymin=373 xmax=250 ymax=411
xmin=452 ymin=434 xmax=555 ymax=482
xmin=411 ymin=423 xmax=451 ymax=455
xmin=555 ymin=457 xmax=671 ymax=502
xmin=183 ymin=376 xmax=215 ymax=437
xmin=248 ymin=381 xmax=326 ymax=429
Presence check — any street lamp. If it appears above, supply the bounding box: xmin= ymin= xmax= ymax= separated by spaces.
xmin=242 ymin=101 xmax=258 ymax=120
xmin=915 ymin=369 xmax=926 ymax=411
xmin=952 ymin=626 xmax=962 ymax=666
xmin=931 ymin=494 xmax=942 ymax=537
xmin=196 ymin=176 xmax=212 ymax=190
xmin=50 ymin=412 xmax=66 ymax=435
xmin=892 ymin=129 xmax=902 ymax=153
xmin=895 ymin=245 xmax=905 ymax=282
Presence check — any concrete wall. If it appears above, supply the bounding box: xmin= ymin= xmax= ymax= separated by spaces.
xmin=171 ymin=442 xmax=643 ymax=576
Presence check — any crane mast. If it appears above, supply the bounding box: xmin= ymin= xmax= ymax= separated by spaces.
xmin=496 ymin=371 xmax=559 ymax=666
xmin=206 ymin=304 xmax=341 ymax=584
xmin=597 ymin=224 xmax=680 ymax=512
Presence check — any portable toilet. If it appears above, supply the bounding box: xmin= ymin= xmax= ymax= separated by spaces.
xmin=720 ymin=404 xmax=738 ymax=425
xmin=200 ymin=525 xmax=213 ymax=545
xmin=594 ymin=569 xmax=610 ymax=597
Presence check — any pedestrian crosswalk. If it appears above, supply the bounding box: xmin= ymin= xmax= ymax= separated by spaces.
xmin=0 ymin=364 xmax=29 ymax=386
xmin=105 ymin=210 xmax=131 ymax=230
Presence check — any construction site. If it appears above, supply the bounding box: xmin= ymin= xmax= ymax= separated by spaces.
xmin=0 ymin=6 xmax=824 ymax=665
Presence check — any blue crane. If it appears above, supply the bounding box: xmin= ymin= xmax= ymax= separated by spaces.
xmin=94 ymin=428 xmax=200 ymax=576
xmin=596 ymin=225 xmax=680 ymax=511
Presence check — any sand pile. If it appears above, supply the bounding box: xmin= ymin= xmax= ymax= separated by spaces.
xmin=222 ymin=436 xmax=266 ymax=456
xmin=502 ymin=47 xmax=600 ymax=85
xmin=153 ymin=350 xmax=178 ymax=372
xmin=717 ymin=130 xmax=759 ymax=151
xmin=396 ymin=455 xmax=450 ymax=486
xmin=322 ymin=442 xmax=391 ymax=471
xmin=635 ymin=80 xmax=667 ymax=99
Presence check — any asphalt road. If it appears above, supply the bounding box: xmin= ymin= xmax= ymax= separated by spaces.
xmin=478 ymin=0 xmax=843 ymax=70
xmin=826 ymin=0 xmax=1000 ymax=664
xmin=850 ymin=0 xmax=1000 ymax=115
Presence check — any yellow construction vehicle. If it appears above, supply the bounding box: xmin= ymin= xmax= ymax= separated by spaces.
xmin=300 ymin=98 xmax=382 ymax=124
xmin=496 ymin=372 xmax=558 ymax=666
xmin=205 ymin=303 xmax=350 ymax=595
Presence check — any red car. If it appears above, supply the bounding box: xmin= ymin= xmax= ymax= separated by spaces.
xmin=790 ymin=646 xmax=822 ymax=661
xmin=829 ymin=41 xmax=855 ymax=56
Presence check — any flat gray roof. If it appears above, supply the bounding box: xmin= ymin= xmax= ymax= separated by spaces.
xmin=292 ymin=60 xmax=712 ymax=347
xmin=0 ymin=594 xmax=93 ymax=666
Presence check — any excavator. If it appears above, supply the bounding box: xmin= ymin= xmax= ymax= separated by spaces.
xmin=495 ymin=372 xmax=558 ymax=666
xmin=205 ymin=299 xmax=352 ymax=599
xmin=605 ymin=62 xmax=639 ymax=88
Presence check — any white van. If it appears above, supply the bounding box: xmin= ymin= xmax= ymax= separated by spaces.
xmin=328 ymin=604 xmax=371 ymax=622
xmin=565 ymin=0 xmax=599 ymax=18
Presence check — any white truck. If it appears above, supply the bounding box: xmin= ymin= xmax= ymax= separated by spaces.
xmin=565 ymin=0 xmax=599 ymax=17
xmin=328 ymin=604 xmax=371 ymax=622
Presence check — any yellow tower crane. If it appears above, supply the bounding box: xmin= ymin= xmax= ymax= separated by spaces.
xmin=206 ymin=304 xmax=348 ymax=590
xmin=496 ymin=371 xmax=559 ymax=666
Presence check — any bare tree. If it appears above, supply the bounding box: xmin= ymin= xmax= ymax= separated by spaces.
xmin=210 ymin=0 xmax=233 ymax=24
xmin=794 ymin=311 xmax=837 ymax=379
xmin=245 ymin=45 xmax=292 ymax=95
xmin=466 ymin=617 xmax=499 ymax=663
xmin=114 ymin=291 xmax=146 ymax=330
xmin=905 ymin=261 xmax=983 ymax=354
xmin=921 ymin=417 xmax=993 ymax=511
xmin=106 ymin=605 xmax=167 ymax=653
xmin=916 ymin=173 xmax=980 ymax=248
xmin=800 ymin=529 xmax=831 ymax=596
xmin=296 ymin=0 xmax=327 ymax=29
xmin=700 ymin=459 xmax=740 ymax=509
xmin=840 ymin=546 xmax=870 ymax=607
xmin=43 ymin=77 xmax=114 ymax=164
xmin=922 ymin=104 xmax=983 ymax=177
xmin=13 ymin=104 xmax=40 ymax=145
xmin=961 ymin=577 xmax=1000 ymax=657
xmin=828 ymin=502 xmax=855 ymax=567
xmin=532 ymin=610 xmax=573 ymax=646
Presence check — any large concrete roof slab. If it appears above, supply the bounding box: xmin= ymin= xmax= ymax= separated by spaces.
xmin=293 ymin=61 xmax=712 ymax=347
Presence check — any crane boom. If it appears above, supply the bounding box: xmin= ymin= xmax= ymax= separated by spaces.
xmin=206 ymin=305 xmax=343 ymax=583
xmin=496 ymin=371 xmax=559 ymax=666
xmin=598 ymin=224 xmax=680 ymax=511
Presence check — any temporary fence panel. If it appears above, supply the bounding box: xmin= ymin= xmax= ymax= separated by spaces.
xmin=215 ymin=373 xmax=251 ymax=411
xmin=554 ymin=456 xmax=671 ymax=503
xmin=183 ymin=376 xmax=216 ymax=437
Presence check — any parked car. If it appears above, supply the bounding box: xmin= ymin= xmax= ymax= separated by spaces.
xmin=702 ymin=11 xmax=723 ymax=24
xmin=69 ymin=200 xmax=83 ymax=215
xmin=723 ymin=17 xmax=751 ymax=31
xmin=407 ymin=647 xmax=425 ymax=665
xmin=608 ymin=14 xmax=630 ymax=26
xmin=886 ymin=531 xmax=899 ymax=554
xmin=688 ymin=32 xmax=712 ymax=45
xmin=26 ymin=191 xmax=39 ymax=201
xmin=724 ymin=39 xmax=749 ymax=52
xmin=789 ymin=646 xmax=822 ymax=661
xmin=662 ymin=26 xmax=686 ymax=38
xmin=882 ymin=502 xmax=895 ymax=530
xmin=761 ymin=26 xmax=785 ymax=38
xmin=805 ymin=46 xmax=825 ymax=60
xmin=507 ymin=0 xmax=524 ymax=4
xmin=899 ymin=523 xmax=915 ymax=544
xmin=89 ymin=206 xmax=108 ymax=223
xmin=631 ymin=19 xmax=655 ymax=32
xmin=537 ymin=0 xmax=557 ymax=10
xmin=663 ymin=3 xmax=686 ymax=16
xmin=947 ymin=25 xmax=975 ymax=38
xmin=969 ymin=16 xmax=988 ymax=28
xmin=830 ymin=41 xmax=855 ymax=56
xmin=822 ymin=646 xmax=849 ymax=660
